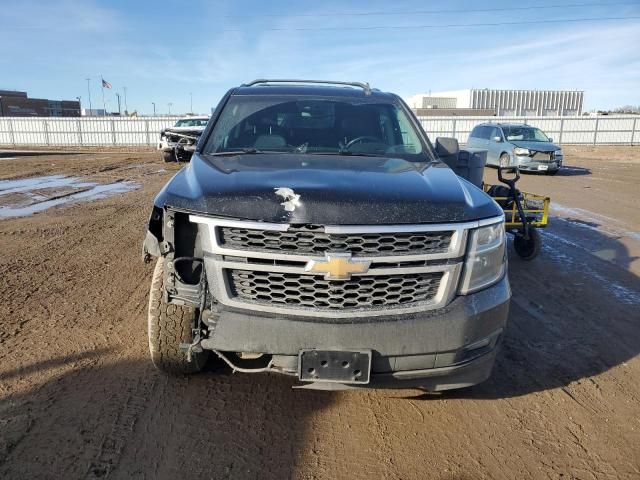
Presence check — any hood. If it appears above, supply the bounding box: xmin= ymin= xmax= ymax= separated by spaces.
xmin=510 ymin=140 xmax=559 ymax=152
xmin=162 ymin=126 xmax=206 ymax=135
xmin=154 ymin=153 xmax=502 ymax=225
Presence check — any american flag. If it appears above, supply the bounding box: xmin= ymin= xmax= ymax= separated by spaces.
xmin=101 ymin=78 xmax=112 ymax=89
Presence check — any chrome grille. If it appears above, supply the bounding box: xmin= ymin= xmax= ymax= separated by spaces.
xmin=229 ymin=270 xmax=442 ymax=311
xmin=219 ymin=225 xmax=452 ymax=256
xmin=189 ymin=214 xmax=483 ymax=318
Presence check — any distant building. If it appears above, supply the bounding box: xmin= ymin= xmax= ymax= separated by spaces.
xmin=0 ymin=90 xmax=81 ymax=117
xmin=406 ymin=88 xmax=584 ymax=116
xmin=414 ymin=108 xmax=496 ymax=117
xmin=81 ymin=108 xmax=106 ymax=116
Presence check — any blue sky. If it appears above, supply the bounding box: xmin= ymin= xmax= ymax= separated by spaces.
xmin=1 ymin=0 xmax=639 ymax=114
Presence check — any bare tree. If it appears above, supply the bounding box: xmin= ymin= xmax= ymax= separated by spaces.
xmin=612 ymin=105 xmax=640 ymax=114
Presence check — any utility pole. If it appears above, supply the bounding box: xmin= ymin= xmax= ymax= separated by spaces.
xmin=116 ymin=93 xmax=122 ymax=115
xmin=152 ymin=102 xmax=156 ymax=115
xmin=85 ymin=78 xmax=92 ymax=114
xmin=123 ymin=86 xmax=128 ymax=114
xmin=190 ymin=92 xmax=193 ymax=114
xmin=168 ymin=102 xmax=173 ymax=115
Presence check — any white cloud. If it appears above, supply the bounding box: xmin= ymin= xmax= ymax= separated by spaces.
xmin=0 ymin=0 xmax=638 ymax=112
xmin=0 ymin=0 xmax=121 ymax=33
xmin=443 ymin=23 xmax=640 ymax=108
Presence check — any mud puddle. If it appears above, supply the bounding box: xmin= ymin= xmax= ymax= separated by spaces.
xmin=0 ymin=175 xmax=139 ymax=218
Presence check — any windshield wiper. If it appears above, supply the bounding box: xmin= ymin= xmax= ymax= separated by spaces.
xmin=208 ymin=148 xmax=264 ymax=156
xmin=334 ymin=149 xmax=387 ymax=157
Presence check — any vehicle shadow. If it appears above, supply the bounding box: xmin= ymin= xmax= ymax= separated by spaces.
xmin=0 ymin=354 xmax=336 ymax=479
xmin=409 ymin=219 xmax=640 ymax=401
xmin=485 ymin=165 xmax=591 ymax=176
xmin=0 ymin=150 xmax=85 ymax=158
xmin=553 ymin=165 xmax=591 ymax=176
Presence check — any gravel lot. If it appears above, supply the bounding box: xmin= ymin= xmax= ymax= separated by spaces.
xmin=0 ymin=146 xmax=639 ymax=479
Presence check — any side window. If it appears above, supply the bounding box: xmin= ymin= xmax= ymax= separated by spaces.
xmin=470 ymin=126 xmax=482 ymax=138
xmin=393 ymin=107 xmax=422 ymax=154
xmin=489 ymin=127 xmax=501 ymax=140
xmin=479 ymin=126 xmax=492 ymax=139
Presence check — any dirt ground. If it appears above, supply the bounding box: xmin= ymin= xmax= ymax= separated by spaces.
xmin=0 ymin=146 xmax=639 ymax=479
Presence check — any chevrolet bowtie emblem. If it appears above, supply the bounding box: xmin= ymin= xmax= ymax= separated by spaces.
xmin=305 ymin=253 xmax=371 ymax=280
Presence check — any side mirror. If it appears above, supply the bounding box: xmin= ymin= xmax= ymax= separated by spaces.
xmin=493 ymin=136 xmax=502 ymax=142
xmin=547 ymin=137 xmax=553 ymax=142
xmin=435 ymin=137 xmax=459 ymax=157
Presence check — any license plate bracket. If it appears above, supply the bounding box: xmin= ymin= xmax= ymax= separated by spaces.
xmin=299 ymin=349 xmax=372 ymax=384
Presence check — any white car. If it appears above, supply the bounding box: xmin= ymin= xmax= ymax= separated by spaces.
xmin=158 ymin=116 xmax=209 ymax=162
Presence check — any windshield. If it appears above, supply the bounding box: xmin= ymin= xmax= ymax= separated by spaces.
xmin=204 ymin=96 xmax=429 ymax=160
xmin=175 ymin=118 xmax=209 ymax=127
xmin=502 ymin=126 xmax=550 ymax=142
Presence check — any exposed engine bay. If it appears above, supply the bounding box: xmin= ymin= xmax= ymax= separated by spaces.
xmin=161 ymin=128 xmax=201 ymax=161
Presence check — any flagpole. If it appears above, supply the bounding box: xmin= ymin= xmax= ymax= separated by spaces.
xmin=85 ymin=78 xmax=92 ymax=114
xmin=101 ymin=76 xmax=106 ymax=116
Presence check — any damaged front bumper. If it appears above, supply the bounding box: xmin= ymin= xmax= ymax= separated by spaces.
xmin=158 ymin=139 xmax=197 ymax=153
xmin=513 ymin=153 xmax=562 ymax=172
xmin=200 ymin=275 xmax=510 ymax=391
xmin=143 ymin=207 xmax=510 ymax=391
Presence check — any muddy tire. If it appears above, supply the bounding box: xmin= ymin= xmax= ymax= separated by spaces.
xmin=513 ymin=228 xmax=541 ymax=261
xmin=162 ymin=151 xmax=176 ymax=163
xmin=148 ymin=257 xmax=208 ymax=374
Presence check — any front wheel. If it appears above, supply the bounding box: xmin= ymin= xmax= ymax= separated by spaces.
xmin=162 ymin=151 xmax=176 ymax=163
xmin=148 ymin=257 xmax=209 ymax=374
xmin=513 ymin=228 xmax=541 ymax=261
xmin=499 ymin=153 xmax=511 ymax=168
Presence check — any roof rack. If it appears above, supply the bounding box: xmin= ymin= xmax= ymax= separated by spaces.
xmin=243 ymin=79 xmax=372 ymax=95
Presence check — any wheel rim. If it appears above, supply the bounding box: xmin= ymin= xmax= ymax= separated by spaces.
xmin=500 ymin=155 xmax=510 ymax=167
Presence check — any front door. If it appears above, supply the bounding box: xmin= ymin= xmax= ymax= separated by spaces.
xmin=486 ymin=126 xmax=504 ymax=166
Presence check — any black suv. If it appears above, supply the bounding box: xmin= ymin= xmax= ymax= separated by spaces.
xmin=143 ymin=80 xmax=510 ymax=391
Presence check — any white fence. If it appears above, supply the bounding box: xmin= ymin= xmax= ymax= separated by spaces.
xmin=0 ymin=116 xmax=181 ymax=147
xmin=418 ymin=115 xmax=640 ymax=145
xmin=0 ymin=115 xmax=638 ymax=147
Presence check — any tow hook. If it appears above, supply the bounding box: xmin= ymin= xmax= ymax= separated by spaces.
xmin=180 ymin=328 xmax=205 ymax=363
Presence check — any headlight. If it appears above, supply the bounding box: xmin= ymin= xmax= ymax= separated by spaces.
xmin=459 ymin=220 xmax=506 ymax=294
xmin=554 ymin=149 xmax=563 ymax=157
xmin=513 ymin=147 xmax=530 ymax=156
